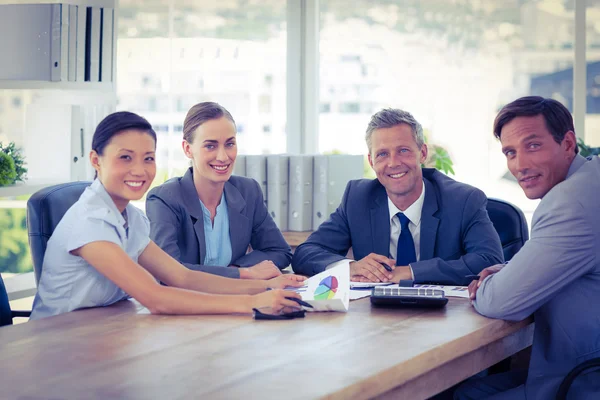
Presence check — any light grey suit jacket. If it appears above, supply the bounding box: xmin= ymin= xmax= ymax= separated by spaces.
xmin=146 ymin=168 xmax=292 ymax=278
xmin=474 ymin=155 xmax=600 ymax=399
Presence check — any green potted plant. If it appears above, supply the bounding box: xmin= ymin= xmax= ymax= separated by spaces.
xmin=0 ymin=142 xmax=28 ymax=186
xmin=577 ymin=138 xmax=600 ymax=157
xmin=0 ymin=152 xmax=17 ymax=186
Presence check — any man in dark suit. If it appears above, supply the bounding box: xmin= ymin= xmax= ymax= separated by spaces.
xmin=292 ymin=108 xmax=503 ymax=285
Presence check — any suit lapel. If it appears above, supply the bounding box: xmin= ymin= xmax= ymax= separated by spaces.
xmin=224 ymin=181 xmax=250 ymax=258
xmin=180 ymin=168 xmax=208 ymax=262
xmin=370 ymin=183 xmax=391 ymax=258
xmin=419 ymin=178 xmax=440 ymax=261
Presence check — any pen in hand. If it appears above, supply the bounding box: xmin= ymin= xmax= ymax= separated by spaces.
xmin=380 ymin=262 xmax=393 ymax=272
xmin=465 ymin=274 xmax=480 ymax=281
xmin=287 ymin=297 xmax=314 ymax=309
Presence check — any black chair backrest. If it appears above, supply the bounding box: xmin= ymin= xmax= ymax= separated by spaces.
xmin=486 ymin=198 xmax=529 ymax=261
xmin=556 ymin=357 xmax=600 ymax=400
xmin=27 ymin=181 xmax=91 ymax=285
xmin=0 ymin=274 xmax=13 ymax=327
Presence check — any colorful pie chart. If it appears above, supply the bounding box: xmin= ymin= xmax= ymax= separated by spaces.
xmin=314 ymin=276 xmax=338 ymax=300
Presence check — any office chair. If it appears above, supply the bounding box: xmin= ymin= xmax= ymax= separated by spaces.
xmin=485 ymin=198 xmax=530 ymax=374
xmin=27 ymin=181 xmax=91 ymax=286
xmin=0 ymin=274 xmax=31 ymax=327
xmin=486 ymin=198 xmax=529 ymax=262
xmin=556 ymin=357 xmax=600 ymax=400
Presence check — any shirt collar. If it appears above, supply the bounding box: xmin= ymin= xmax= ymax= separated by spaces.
xmin=88 ymin=179 xmax=128 ymax=228
xmin=387 ymin=181 xmax=426 ymax=226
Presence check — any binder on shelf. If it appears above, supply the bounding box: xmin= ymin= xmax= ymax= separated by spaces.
xmin=288 ymin=155 xmax=313 ymax=231
xmin=267 ymin=155 xmax=289 ymax=230
xmin=76 ymin=6 xmax=87 ymax=82
xmin=313 ymin=155 xmax=364 ymax=230
xmin=68 ymin=5 xmax=78 ymax=82
xmin=245 ymin=155 xmax=268 ymax=207
xmin=232 ymin=155 xmax=246 ymax=176
xmin=86 ymin=7 xmax=101 ymax=82
xmin=50 ymin=4 xmax=68 ymax=82
xmin=0 ymin=4 xmax=52 ymax=80
xmin=100 ymin=8 xmax=114 ymax=82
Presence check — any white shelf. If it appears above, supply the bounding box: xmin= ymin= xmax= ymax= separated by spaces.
xmin=0 ymin=0 xmax=115 ymax=7
xmin=0 ymin=180 xmax=62 ymax=197
xmin=0 ymin=80 xmax=115 ymax=92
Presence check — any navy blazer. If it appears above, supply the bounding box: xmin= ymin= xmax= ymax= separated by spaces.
xmin=146 ymin=168 xmax=292 ymax=278
xmin=292 ymin=168 xmax=504 ymax=285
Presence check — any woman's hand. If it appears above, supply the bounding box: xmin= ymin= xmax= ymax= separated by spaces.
xmin=251 ymin=289 xmax=303 ymax=314
xmin=266 ymin=274 xmax=306 ymax=289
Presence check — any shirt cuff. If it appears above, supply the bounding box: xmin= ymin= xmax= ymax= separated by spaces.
xmin=326 ymin=259 xmax=353 ymax=270
xmin=408 ymin=264 xmax=415 ymax=280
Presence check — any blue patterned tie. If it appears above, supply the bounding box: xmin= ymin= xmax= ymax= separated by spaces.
xmin=396 ymin=213 xmax=416 ymax=266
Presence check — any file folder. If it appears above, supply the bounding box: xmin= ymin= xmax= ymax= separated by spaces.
xmin=245 ymin=155 xmax=268 ymax=208
xmin=233 ymin=155 xmax=246 ymax=176
xmin=76 ymin=6 xmax=87 ymax=82
xmin=68 ymin=5 xmax=78 ymax=82
xmin=267 ymin=155 xmax=289 ymax=230
xmin=100 ymin=8 xmax=114 ymax=82
xmin=313 ymin=155 xmax=364 ymax=230
xmin=288 ymin=155 xmax=313 ymax=231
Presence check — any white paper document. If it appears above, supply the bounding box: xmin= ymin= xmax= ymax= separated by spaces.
xmin=349 ymin=290 xmax=372 ymax=301
xmin=287 ymin=262 xmax=350 ymax=312
xmin=350 ymin=281 xmax=393 ymax=289
xmin=414 ymin=284 xmax=470 ymax=298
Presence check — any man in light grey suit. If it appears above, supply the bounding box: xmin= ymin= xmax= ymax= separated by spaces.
xmin=455 ymin=96 xmax=600 ymax=399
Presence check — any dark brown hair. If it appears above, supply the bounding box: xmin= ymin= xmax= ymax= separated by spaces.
xmin=182 ymin=102 xmax=236 ymax=143
xmin=493 ymin=96 xmax=578 ymax=154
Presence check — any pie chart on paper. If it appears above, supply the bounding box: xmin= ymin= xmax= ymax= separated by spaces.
xmin=314 ymin=276 xmax=338 ymax=300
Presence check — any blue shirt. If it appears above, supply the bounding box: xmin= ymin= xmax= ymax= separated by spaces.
xmin=30 ymin=179 xmax=151 ymax=320
xmin=200 ymin=192 xmax=232 ymax=267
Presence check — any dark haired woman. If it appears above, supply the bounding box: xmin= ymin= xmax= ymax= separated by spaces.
xmin=146 ymin=102 xmax=292 ymax=280
xmin=31 ymin=111 xmax=304 ymax=320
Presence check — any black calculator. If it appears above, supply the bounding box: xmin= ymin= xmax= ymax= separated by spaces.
xmin=370 ymin=286 xmax=448 ymax=308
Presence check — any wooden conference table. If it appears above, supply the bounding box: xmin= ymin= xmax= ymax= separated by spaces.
xmin=0 ymin=296 xmax=532 ymax=400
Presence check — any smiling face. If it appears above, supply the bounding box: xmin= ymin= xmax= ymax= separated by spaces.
xmin=183 ymin=116 xmax=237 ymax=186
xmin=368 ymin=123 xmax=427 ymax=210
xmin=500 ymin=114 xmax=576 ymax=199
xmin=90 ymin=129 xmax=156 ymax=212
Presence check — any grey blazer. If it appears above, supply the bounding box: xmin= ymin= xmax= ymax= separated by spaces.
xmin=474 ymin=155 xmax=600 ymax=399
xmin=146 ymin=168 xmax=292 ymax=278
xmin=292 ymin=168 xmax=504 ymax=285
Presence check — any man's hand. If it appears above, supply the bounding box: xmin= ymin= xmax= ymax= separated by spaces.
xmin=468 ymin=264 xmax=505 ymax=300
xmin=389 ymin=266 xmax=413 ymax=283
xmin=350 ymin=253 xmax=395 ymax=282
xmin=239 ymin=260 xmax=282 ymax=280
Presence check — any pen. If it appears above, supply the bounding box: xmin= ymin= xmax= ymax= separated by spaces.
xmin=287 ymin=297 xmax=314 ymax=308
xmin=266 ymin=288 xmax=314 ymax=308
xmin=380 ymin=262 xmax=393 ymax=272
xmin=465 ymin=274 xmax=480 ymax=281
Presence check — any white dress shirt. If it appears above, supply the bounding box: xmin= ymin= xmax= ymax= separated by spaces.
xmin=388 ymin=181 xmax=425 ymax=263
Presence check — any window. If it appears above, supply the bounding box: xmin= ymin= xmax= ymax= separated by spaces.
xmin=117 ymin=0 xmax=287 ymax=177
xmin=319 ymin=0 xmax=581 ymax=218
